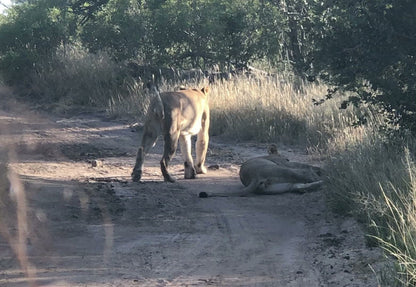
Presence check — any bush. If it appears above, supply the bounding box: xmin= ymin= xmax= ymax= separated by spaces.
xmin=310 ymin=0 xmax=416 ymax=132
xmin=0 ymin=1 xmax=66 ymax=85
xmin=27 ymin=45 xmax=133 ymax=112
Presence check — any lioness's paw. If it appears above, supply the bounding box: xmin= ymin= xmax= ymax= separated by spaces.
xmin=163 ymin=174 xmax=177 ymax=183
xmin=131 ymin=171 xmax=142 ymax=182
xmin=196 ymin=165 xmax=207 ymax=174
xmin=184 ymin=162 xmax=197 ymax=179
xmin=184 ymin=172 xmax=196 ymax=179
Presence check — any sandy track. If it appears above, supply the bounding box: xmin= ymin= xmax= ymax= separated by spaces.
xmin=0 ymin=92 xmax=386 ymax=286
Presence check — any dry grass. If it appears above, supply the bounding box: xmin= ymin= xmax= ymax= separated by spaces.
xmin=208 ymin=75 xmax=367 ymax=147
xmin=108 ymin=72 xmax=370 ymax=149
xmin=373 ymin=174 xmax=416 ymax=286
xmin=106 ymin=78 xmax=150 ymax=120
xmin=323 ymin=112 xmax=416 ymax=286
xmin=325 ymin=141 xmax=416 ymax=286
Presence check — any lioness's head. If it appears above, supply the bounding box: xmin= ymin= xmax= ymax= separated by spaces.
xmin=267 ymin=144 xmax=278 ymax=155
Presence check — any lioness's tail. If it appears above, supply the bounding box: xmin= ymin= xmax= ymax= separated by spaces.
xmin=199 ymin=183 xmax=256 ymax=198
xmin=146 ymin=83 xmax=164 ymax=119
xmin=199 ymin=191 xmax=249 ymax=198
xmin=154 ymin=89 xmax=164 ymax=119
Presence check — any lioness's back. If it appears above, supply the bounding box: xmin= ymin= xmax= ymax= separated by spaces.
xmin=132 ymin=86 xmax=210 ymax=182
xmin=239 ymin=155 xmax=322 ymax=186
xmin=159 ymin=88 xmax=209 ymax=136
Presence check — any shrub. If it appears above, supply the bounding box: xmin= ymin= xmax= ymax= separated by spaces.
xmin=27 ymin=45 xmax=132 ymax=112
xmin=0 ymin=1 xmax=66 ymax=85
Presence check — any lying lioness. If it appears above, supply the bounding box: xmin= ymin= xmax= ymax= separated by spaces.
xmin=132 ymin=85 xmax=210 ymax=182
xmin=199 ymin=145 xmax=323 ymax=197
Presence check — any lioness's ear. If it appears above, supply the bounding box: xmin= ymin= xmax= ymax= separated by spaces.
xmin=201 ymin=86 xmax=210 ymax=95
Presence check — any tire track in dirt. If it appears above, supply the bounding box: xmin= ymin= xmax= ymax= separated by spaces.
xmin=191 ymin=194 xmax=320 ymax=286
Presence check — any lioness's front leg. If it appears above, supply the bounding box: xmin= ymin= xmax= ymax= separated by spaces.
xmin=195 ymin=109 xmax=210 ymax=174
xmin=179 ymin=134 xmax=196 ymax=179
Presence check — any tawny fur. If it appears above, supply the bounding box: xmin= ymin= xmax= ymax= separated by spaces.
xmin=200 ymin=144 xmax=323 ymax=197
xmin=132 ymin=86 xmax=210 ymax=182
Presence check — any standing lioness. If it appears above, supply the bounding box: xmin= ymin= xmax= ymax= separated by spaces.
xmin=132 ymin=86 xmax=210 ymax=182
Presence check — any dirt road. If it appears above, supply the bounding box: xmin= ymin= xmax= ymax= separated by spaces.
xmin=0 ymin=89 xmax=385 ymax=286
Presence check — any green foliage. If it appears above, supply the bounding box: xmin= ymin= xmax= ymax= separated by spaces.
xmin=0 ymin=0 xmax=290 ymax=90
xmin=0 ymin=1 xmax=67 ymax=85
xmin=79 ymin=0 xmax=147 ymax=61
xmin=148 ymin=0 xmax=285 ymax=69
xmin=149 ymin=0 xmax=222 ymax=67
xmin=309 ymin=0 xmax=416 ymax=132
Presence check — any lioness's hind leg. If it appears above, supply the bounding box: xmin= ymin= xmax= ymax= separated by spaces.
xmin=262 ymin=180 xmax=323 ymax=194
xmin=195 ymin=110 xmax=209 ymax=174
xmin=132 ymin=127 xmax=158 ymax=182
xmin=132 ymin=147 xmax=145 ymax=182
xmin=179 ymin=135 xmax=196 ymax=179
xmin=160 ymin=131 xmax=180 ymax=182
xmin=292 ymin=180 xmax=323 ymax=192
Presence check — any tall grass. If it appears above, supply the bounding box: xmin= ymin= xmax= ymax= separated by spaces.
xmin=374 ymin=171 xmax=416 ymax=286
xmin=207 ymin=75 xmax=370 ymax=147
xmin=109 ymin=72 xmax=369 ymax=148
xmin=106 ymin=78 xmax=150 ymax=120
xmin=323 ymin=109 xmax=416 ymax=285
